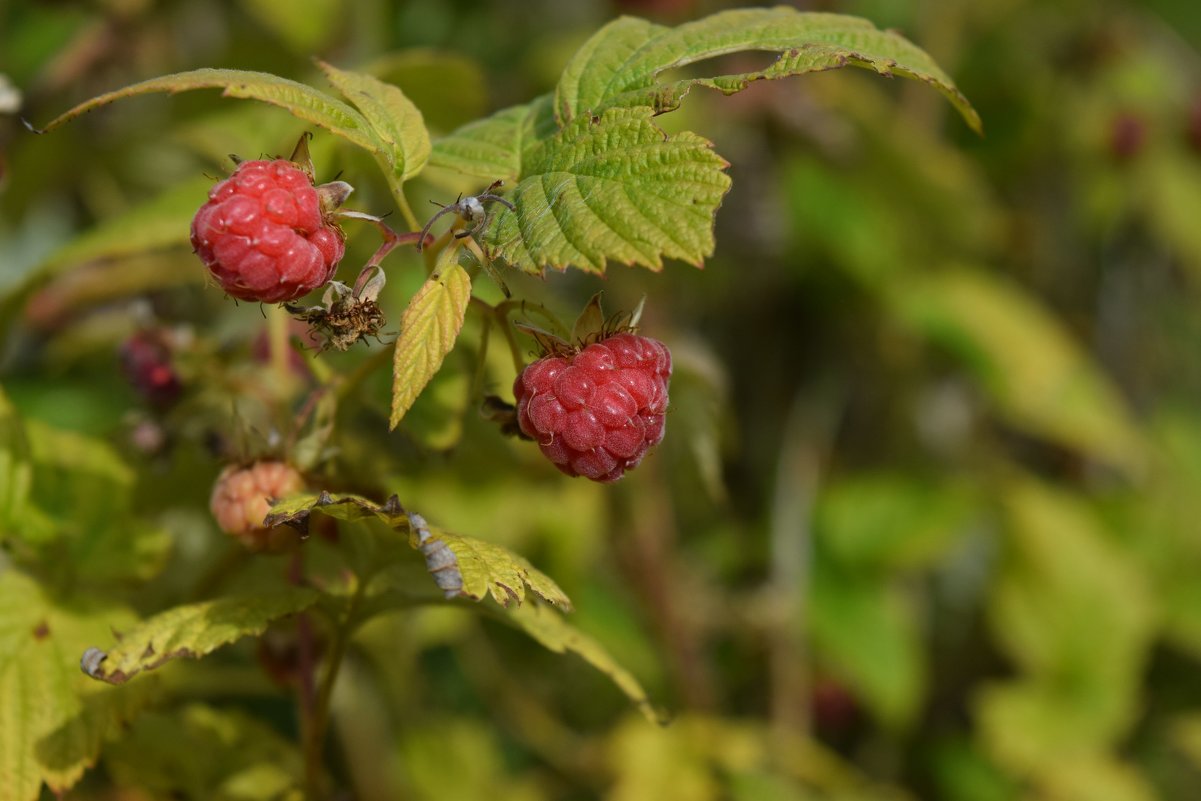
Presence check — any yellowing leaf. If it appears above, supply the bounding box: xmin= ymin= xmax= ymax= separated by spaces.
xmin=0 ymin=571 xmax=150 ymax=800
xmin=390 ymin=260 xmax=472 ymax=429
xmin=504 ymin=602 xmax=658 ymax=723
xmin=318 ymin=62 xmax=431 ymax=181
xmin=408 ymin=513 xmax=571 ymax=608
xmin=79 ymin=589 xmax=319 ymax=685
xmin=892 ymin=265 xmax=1144 ymax=470
xmin=34 ymin=68 xmax=379 ymax=152
xmin=555 ymin=10 xmax=981 ymax=133
xmin=484 ymin=106 xmax=731 ymax=274
xmin=262 ymin=492 xmax=573 ymax=610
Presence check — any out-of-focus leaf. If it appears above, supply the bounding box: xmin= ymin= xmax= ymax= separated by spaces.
xmin=816 ymin=474 xmax=976 ymax=570
xmin=24 ymin=418 xmax=133 ymax=488
xmin=318 ymin=62 xmax=431 ymax=182
xmin=5 ymin=176 xmax=213 ymax=323
xmin=79 ymin=589 xmax=319 ymax=685
xmin=361 ymin=49 xmax=488 ymax=133
xmin=1140 ymin=151 xmax=1201 ymax=284
xmin=0 ymin=570 xmax=150 ymax=800
xmin=555 ymin=9 xmax=981 ymax=132
xmin=809 ymin=567 xmax=922 ymax=728
xmin=34 ymin=69 xmax=380 ymax=152
xmin=399 ymin=363 xmax=470 ymax=451
xmin=606 ymin=716 xmax=716 ymax=801
xmin=104 ymin=704 xmax=302 ymax=800
xmin=1172 ymin=714 xmax=1201 ymax=770
xmin=978 ymin=479 xmax=1155 ymax=777
xmin=428 ymin=95 xmax=556 ymax=182
xmin=892 ymin=265 xmax=1144 ymax=470
xmin=483 ymin=106 xmax=731 ymax=274
xmin=399 ymin=718 xmax=543 ymax=801
xmin=239 ymin=0 xmax=342 ymax=52
xmin=0 ymin=388 xmax=42 ymax=543
xmin=390 ymin=259 xmax=471 ymax=428
xmin=504 ymin=603 xmax=658 ymax=723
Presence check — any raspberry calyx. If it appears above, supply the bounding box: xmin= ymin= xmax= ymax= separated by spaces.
xmin=514 ymin=331 xmax=672 ymax=483
xmin=190 ymin=157 xmax=349 ymax=303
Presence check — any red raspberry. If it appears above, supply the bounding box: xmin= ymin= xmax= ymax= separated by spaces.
xmin=513 ymin=333 xmax=671 ymax=482
xmin=190 ymin=159 xmax=345 ymax=303
xmin=210 ymin=461 xmax=304 ymax=551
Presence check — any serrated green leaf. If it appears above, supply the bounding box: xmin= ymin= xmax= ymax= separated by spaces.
xmin=892 ymin=266 xmax=1144 ymax=470
xmin=390 ymin=259 xmax=472 ymax=428
xmin=34 ymin=68 xmax=380 ymax=152
xmin=263 ymin=492 xmax=572 ymax=610
xmin=79 ymin=589 xmax=319 ymax=685
xmin=555 ymin=9 xmax=981 ymax=133
xmin=0 ymin=570 xmax=150 ymax=800
xmin=503 ymin=602 xmax=658 ymax=723
xmin=428 ymin=95 xmax=557 ymax=182
xmin=483 ymin=106 xmax=731 ymax=274
xmin=318 ymin=61 xmax=431 ymax=182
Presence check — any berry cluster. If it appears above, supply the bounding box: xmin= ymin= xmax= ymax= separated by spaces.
xmin=514 ymin=332 xmax=671 ymax=482
xmin=191 ymin=159 xmax=344 ymax=303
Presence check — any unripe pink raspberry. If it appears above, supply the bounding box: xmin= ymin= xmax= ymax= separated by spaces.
xmin=190 ymin=159 xmax=346 ymax=303
xmin=210 ymin=461 xmax=304 ymax=551
xmin=513 ymin=332 xmax=671 ymax=482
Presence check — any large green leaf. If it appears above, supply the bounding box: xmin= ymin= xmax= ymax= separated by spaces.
xmin=263 ymin=492 xmax=572 ymax=609
xmin=79 ymin=589 xmax=320 ymax=685
xmin=33 ymin=68 xmax=380 ymax=152
xmin=318 ymin=61 xmax=431 ymax=182
xmin=555 ymin=9 xmax=981 ymax=133
xmin=503 ymin=602 xmax=658 ymax=723
xmin=892 ymin=265 xmax=1144 ymax=470
xmin=483 ymin=106 xmax=731 ymax=274
xmin=0 ymin=571 xmax=150 ymax=800
xmin=390 ymin=258 xmax=472 ymax=428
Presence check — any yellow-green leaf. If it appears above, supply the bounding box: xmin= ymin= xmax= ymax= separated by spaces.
xmin=33 ymin=68 xmax=379 ymax=152
xmin=891 ymin=265 xmax=1145 ymax=470
xmin=504 ymin=602 xmax=658 ymax=723
xmin=0 ymin=570 xmax=150 ymax=800
xmin=79 ymin=589 xmax=319 ymax=685
xmin=428 ymin=96 xmax=555 ymax=183
xmin=318 ymin=61 xmax=431 ymax=182
xmin=262 ymin=492 xmax=572 ymax=610
xmin=390 ymin=259 xmax=472 ymax=429
xmin=555 ymin=9 xmax=981 ymax=133
xmin=408 ymin=513 xmax=571 ymax=608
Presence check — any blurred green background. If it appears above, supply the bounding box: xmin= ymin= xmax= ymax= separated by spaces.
xmin=3 ymin=0 xmax=1201 ymax=799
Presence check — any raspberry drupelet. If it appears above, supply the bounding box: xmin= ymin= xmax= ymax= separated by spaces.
xmin=191 ymin=159 xmax=345 ymax=303
xmin=514 ymin=332 xmax=672 ymax=482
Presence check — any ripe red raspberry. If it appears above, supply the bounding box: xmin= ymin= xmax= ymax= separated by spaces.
xmin=210 ymin=461 xmax=304 ymax=551
xmin=190 ymin=159 xmax=345 ymax=303
xmin=513 ymin=332 xmax=671 ymax=482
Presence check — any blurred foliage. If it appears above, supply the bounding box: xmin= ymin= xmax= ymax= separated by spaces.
xmin=3 ymin=0 xmax=1201 ymax=800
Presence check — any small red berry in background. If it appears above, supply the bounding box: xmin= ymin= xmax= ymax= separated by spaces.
xmin=119 ymin=329 xmax=182 ymax=408
xmin=210 ymin=461 xmax=304 ymax=551
xmin=514 ymin=332 xmax=671 ymax=482
xmin=1108 ymin=111 xmax=1146 ymax=161
xmin=191 ymin=159 xmax=346 ymax=303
